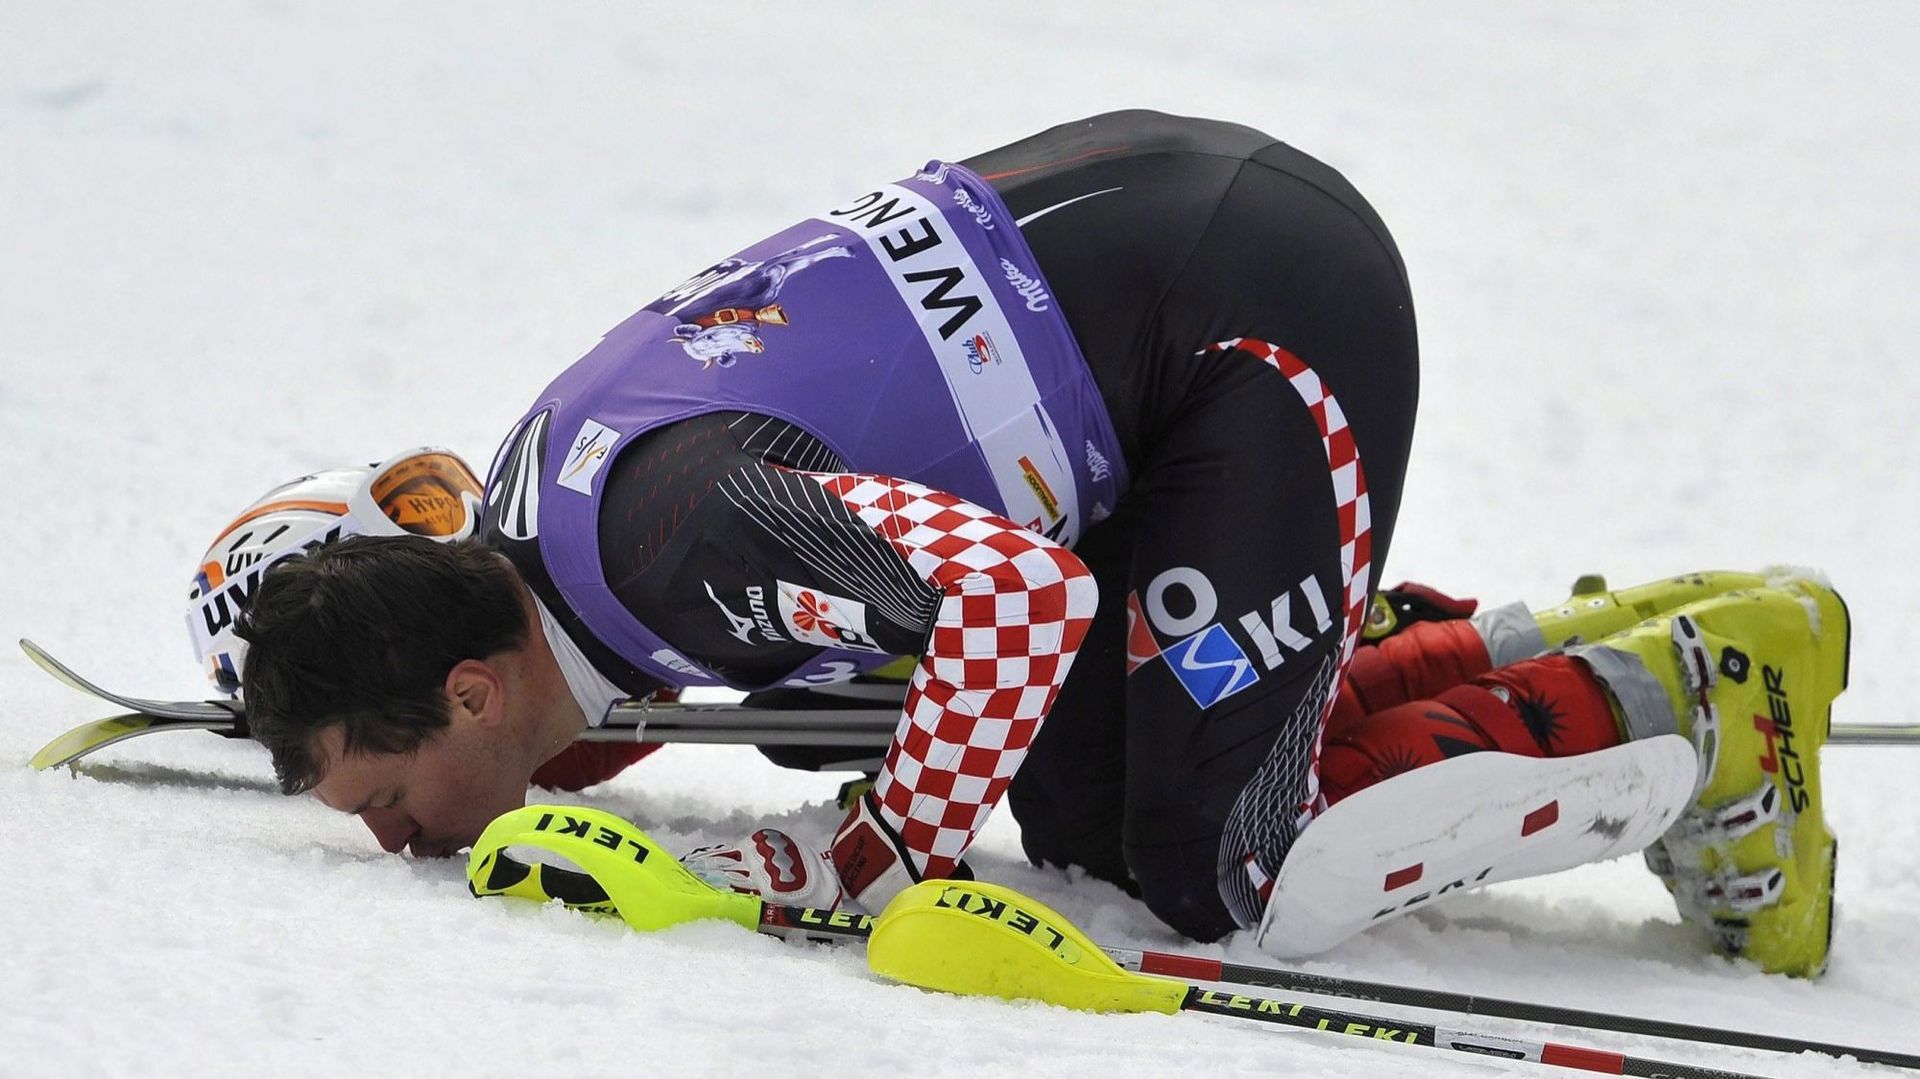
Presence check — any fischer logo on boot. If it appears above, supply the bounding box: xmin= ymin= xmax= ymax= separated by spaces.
xmin=1753 ymin=664 xmax=1809 ymax=813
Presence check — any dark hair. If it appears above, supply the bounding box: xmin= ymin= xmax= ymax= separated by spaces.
xmin=236 ymin=534 xmax=529 ymax=795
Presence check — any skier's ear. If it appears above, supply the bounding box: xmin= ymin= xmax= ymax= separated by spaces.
xmin=444 ymin=658 xmax=503 ymax=728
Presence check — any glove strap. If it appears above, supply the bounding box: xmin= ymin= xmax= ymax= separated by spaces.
xmin=831 ymin=790 xmax=921 ymax=912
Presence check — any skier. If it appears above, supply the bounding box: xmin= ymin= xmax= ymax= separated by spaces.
xmin=209 ymin=111 xmax=1849 ymax=976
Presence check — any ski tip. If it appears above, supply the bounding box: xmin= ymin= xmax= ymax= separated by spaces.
xmin=19 ymin=638 xmax=57 ymax=671
xmin=18 ymin=638 xmax=97 ymax=698
xmin=33 ymin=715 xmax=134 ymax=770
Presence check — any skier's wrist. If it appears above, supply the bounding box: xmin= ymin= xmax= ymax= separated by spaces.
xmin=829 ymin=789 xmax=920 ymax=913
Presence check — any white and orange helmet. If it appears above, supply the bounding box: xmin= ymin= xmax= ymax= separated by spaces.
xmin=186 ymin=447 xmax=485 ymax=695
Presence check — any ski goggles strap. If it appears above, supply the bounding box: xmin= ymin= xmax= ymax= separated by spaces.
xmin=466 ymin=804 xmax=762 ymax=933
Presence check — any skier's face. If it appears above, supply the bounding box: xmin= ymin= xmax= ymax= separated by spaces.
xmin=308 ymin=712 xmax=528 ymax=858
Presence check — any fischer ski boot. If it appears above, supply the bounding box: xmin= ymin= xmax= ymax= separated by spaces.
xmin=1473 ymin=571 xmax=1770 ymax=668
xmin=1570 ymin=576 xmax=1849 ymax=976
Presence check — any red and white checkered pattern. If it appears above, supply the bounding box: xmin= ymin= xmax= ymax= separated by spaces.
xmin=807 ymin=471 xmax=1099 ymax=879
xmin=1206 ymin=338 xmax=1374 ymax=817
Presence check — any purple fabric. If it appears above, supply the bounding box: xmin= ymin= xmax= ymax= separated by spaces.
xmin=493 ymin=161 xmax=1128 ymax=689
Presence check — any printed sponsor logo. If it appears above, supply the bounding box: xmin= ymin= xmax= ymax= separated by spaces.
xmin=1084 ymin=440 xmax=1111 ymax=483
xmin=1128 ymin=567 xmax=1332 ymax=679
xmin=1190 ymin=990 xmax=1413 ymax=1040
xmin=650 ymin=648 xmax=703 ymax=677
xmin=223 ymin=548 xmax=267 ymax=578
xmin=999 ymin=257 xmax=1052 ymax=313
xmin=1164 ymin=624 xmax=1260 ymax=708
xmin=704 ymin=582 xmax=787 ymax=645
xmin=558 ymin=419 xmax=618 ymax=496
xmin=1125 ymin=591 xmax=1162 ymax=674
xmin=529 ymin=811 xmax=651 ymax=864
xmin=190 ymin=520 xmax=348 ymax=646
xmin=651 ymin=235 xmax=850 ymax=370
xmin=704 ymin=582 xmax=757 ymax=644
xmin=1018 ymin=455 xmax=1061 ymax=522
xmin=654 ymin=261 xmax=756 ymax=314
xmin=1432 ymin=1030 xmax=1529 ymax=1059
xmin=1755 ymin=663 xmax=1809 ymax=813
xmin=1238 ymin=576 xmax=1333 ymax=672
xmin=744 ymin=586 xmax=783 ymax=643
xmin=951 ymin=186 xmax=995 ymax=230
xmin=1371 ymin=867 xmax=1494 ymax=922
xmin=775 ymin=580 xmax=886 ymax=653
xmin=931 ymin=886 xmax=1081 ymax=961
xmin=962 ymin=331 xmax=1002 ymax=374
xmin=1145 ymin=566 xmax=1218 ymax=638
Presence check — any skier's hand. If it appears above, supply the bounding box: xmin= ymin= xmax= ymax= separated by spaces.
xmin=1363 ymin=581 xmax=1479 ymax=641
xmin=681 ymin=828 xmax=844 ymax=910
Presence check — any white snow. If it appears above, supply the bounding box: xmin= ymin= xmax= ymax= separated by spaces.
xmin=3 ymin=4 xmax=1917 ymax=1076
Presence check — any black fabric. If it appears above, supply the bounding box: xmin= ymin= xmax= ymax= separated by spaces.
xmin=594 ymin=411 xmax=937 ymax=688
xmin=969 ymin=110 xmax=1420 ymax=939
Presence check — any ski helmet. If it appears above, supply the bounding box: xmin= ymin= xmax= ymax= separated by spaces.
xmin=186 ymin=447 xmax=485 ymax=695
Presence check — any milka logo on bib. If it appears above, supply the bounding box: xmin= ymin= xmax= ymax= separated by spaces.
xmin=558 ymin=419 xmax=618 ymax=495
xmin=775 ymin=581 xmax=886 ymax=653
xmin=952 ymin=186 xmax=995 ymax=230
xmin=644 ymin=235 xmax=853 ymax=370
xmin=999 ymin=258 xmax=1051 ymax=313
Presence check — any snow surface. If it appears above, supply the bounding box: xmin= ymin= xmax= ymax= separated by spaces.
xmin=3 ymin=4 xmax=1917 ymax=1076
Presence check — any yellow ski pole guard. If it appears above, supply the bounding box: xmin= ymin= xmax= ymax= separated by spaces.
xmin=466 ymin=804 xmax=760 ymax=933
xmin=870 ymin=881 xmax=1186 ymax=1015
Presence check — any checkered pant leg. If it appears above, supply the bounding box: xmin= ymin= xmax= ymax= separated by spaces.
xmin=1201 ymin=338 xmax=1377 ymax=926
xmin=807 ymin=472 xmax=1099 ymax=878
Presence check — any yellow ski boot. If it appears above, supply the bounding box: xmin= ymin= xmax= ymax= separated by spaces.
xmin=1467 ymin=571 xmax=1771 ymax=668
xmin=1571 ymin=576 xmax=1849 ymax=976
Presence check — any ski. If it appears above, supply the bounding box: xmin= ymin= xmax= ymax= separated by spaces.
xmin=23 ymin=638 xmax=240 ymax=722
xmin=23 ymin=637 xmax=901 ymax=771
xmin=27 ymin=707 xmax=900 ymax=771
xmin=28 ymin=632 xmax=1917 ymax=774
xmin=30 ymin=713 xmax=245 ymax=770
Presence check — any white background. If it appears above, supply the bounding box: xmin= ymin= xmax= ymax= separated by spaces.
xmin=2 ymin=4 xmax=1915 ymax=1075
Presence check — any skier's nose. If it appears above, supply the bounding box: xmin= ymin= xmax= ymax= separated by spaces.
xmin=360 ymin=805 xmax=419 ymax=854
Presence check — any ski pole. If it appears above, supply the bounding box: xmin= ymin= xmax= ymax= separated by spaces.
xmin=1107 ymin=947 xmax=1920 ymax=1070
xmin=468 ymin=810 xmax=1776 ymax=1079
xmin=770 ymin=899 xmax=1776 ymax=1078
xmin=495 ymin=853 xmax=1904 ymax=1070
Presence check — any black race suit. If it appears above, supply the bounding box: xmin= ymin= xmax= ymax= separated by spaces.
xmin=499 ymin=111 xmax=1419 ymax=939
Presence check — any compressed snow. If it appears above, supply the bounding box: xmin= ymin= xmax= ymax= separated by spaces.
xmin=3 ymin=3 xmax=1916 ymax=1076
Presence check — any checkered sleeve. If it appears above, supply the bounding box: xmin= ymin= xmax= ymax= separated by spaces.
xmin=805 ymin=472 xmax=1099 ymax=884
